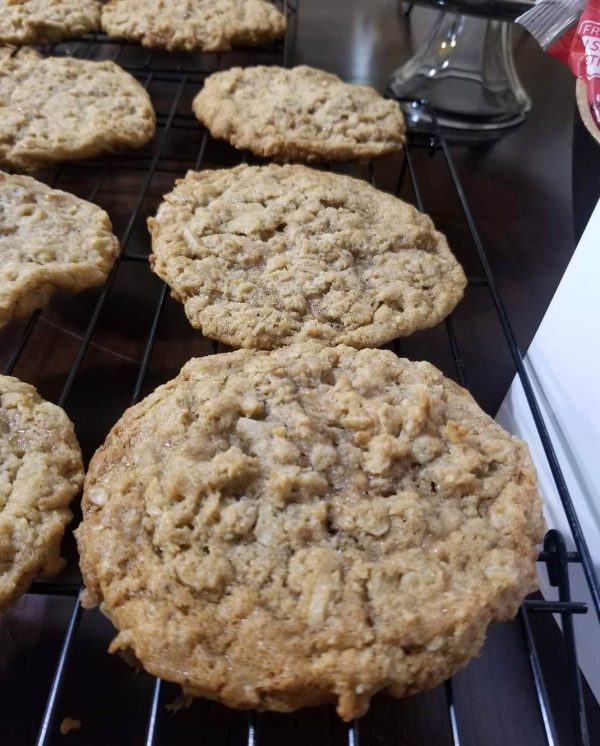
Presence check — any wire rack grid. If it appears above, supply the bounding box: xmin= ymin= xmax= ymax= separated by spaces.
xmin=0 ymin=2 xmax=598 ymax=745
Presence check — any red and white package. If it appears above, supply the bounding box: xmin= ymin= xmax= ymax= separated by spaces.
xmin=517 ymin=0 xmax=600 ymax=128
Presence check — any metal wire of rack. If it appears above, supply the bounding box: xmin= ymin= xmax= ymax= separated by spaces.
xmin=1 ymin=2 xmax=599 ymax=744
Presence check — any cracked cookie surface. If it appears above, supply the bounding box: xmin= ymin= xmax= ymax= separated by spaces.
xmin=149 ymin=164 xmax=466 ymax=349
xmin=0 ymin=0 xmax=101 ymax=46
xmin=0 ymin=171 xmax=119 ymax=327
xmin=101 ymin=0 xmax=286 ymax=52
xmin=0 ymin=375 xmax=83 ymax=609
xmin=76 ymin=343 xmax=543 ymax=719
xmin=193 ymin=65 xmax=405 ymax=161
xmin=0 ymin=48 xmax=155 ymax=171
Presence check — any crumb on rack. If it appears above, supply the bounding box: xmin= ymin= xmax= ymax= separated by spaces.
xmin=165 ymin=692 xmax=193 ymax=713
xmin=59 ymin=717 xmax=81 ymax=735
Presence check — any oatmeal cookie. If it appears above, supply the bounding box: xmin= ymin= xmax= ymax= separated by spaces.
xmin=0 ymin=48 xmax=155 ymax=171
xmin=0 ymin=375 xmax=83 ymax=610
xmin=0 ymin=172 xmax=119 ymax=326
xmin=148 ymin=164 xmax=466 ymax=349
xmin=0 ymin=0 xmax=101 ymax=46
xmin=193 ymin=65 xmax=405 ymax=161
xmin=76 ymin=343 xmax=543 ymax=720
xmin=101 ymin=0 xmax=286 ymax=53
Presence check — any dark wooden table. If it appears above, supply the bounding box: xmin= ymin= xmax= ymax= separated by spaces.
xmin=1 ymin=2 xmax=598 ymax=745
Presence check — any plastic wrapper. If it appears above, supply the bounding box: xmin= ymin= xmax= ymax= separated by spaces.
xmin=517 ymin=0 xmax=600 ymax=129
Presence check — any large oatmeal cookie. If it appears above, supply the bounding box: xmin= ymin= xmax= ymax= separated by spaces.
xmin=76 ymin=343 xmax=543 ymax=720
xmin=193 ymin=65 xmax=405 ymax=162
xmin=0 ymin=0 xmax=101 ymax=46
xmin=148 ymin=164 xmax=466 ymax=349
xmin=0 ymin=48 xmax=155 ymax=171
xmin=0 ymin=171 xmax=119 ymax=327
xmin=0 ymin=375 xmax=83 ymax=610
xmin=101 ymin=0 xmax=286 ymax=53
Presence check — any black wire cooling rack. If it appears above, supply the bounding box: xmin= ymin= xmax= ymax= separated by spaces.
xmin=1 ymin=2 xmax=599 ymax=744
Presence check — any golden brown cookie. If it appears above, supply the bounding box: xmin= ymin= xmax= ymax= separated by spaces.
xmin=0 ymin=375 xmax=83 ymax=610
xmin=101 ymin=0 xmax=286 ymax=53
xmin=0 ymin=171 xmax=119 ymax=327
xmin=76 ymin=343 xmax=543 ymax=720
xmin=193 ymin=65 xmax=405 ymax=161
xmin=0 ymin=0 xmax=101 ymax=46
xmin=148 ymin=164 xmax=466 ymax=349
xmin=0 ymin=48 xmax=156 ymax=171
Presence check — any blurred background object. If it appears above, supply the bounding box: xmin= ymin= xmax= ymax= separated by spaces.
xmin=573 ymin=79 xmax=600 ymax=241
xmin=388 ymin=0 xmax=535 ymax=134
